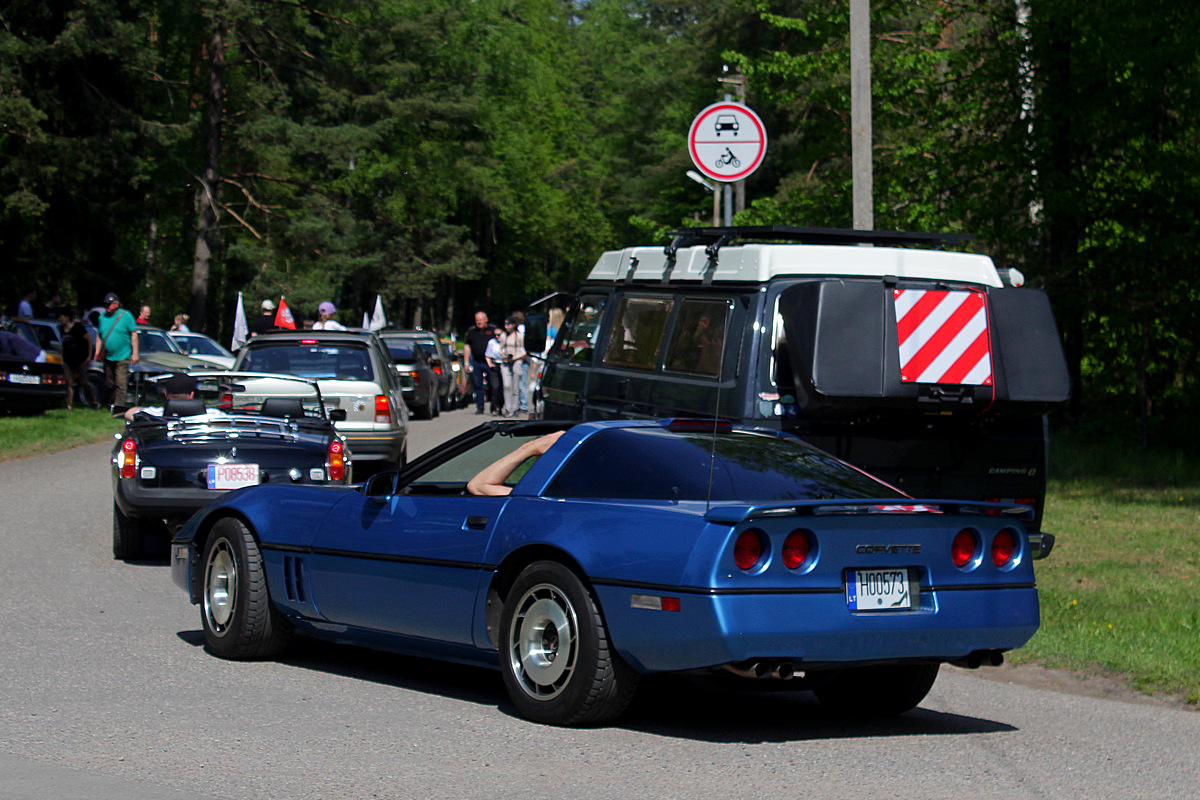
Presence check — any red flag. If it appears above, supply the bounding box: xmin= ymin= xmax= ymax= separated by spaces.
xmin=274 ymin=297 xmax=297 ymax=329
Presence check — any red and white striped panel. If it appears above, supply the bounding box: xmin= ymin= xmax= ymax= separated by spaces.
xmin=894 ymin=289 xmax=992 ymax=385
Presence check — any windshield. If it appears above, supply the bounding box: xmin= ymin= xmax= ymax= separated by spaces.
xmin=173 ymin=334 xmax=232 ymax=358
xmin=138 ymin=328 xmax=183 ymax=354
xmin=546 ymin=427 xmax=904 ymax=502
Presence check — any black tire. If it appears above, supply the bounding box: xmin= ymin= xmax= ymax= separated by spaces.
xmin=499 ymin=561 xmax=639 ymax=726
xmin=812 ymin=663 xmax=940 ymax=716
xmin=200 ymin=517 xmax=292 ymax=660
xmin=112 ymin=503 xmax=145 ymax=561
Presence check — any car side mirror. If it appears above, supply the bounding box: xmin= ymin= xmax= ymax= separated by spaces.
xmin=328 ymin=409 xmax=347 ymax=421
xmin=364 ymin=471 xmax=398 ymax=497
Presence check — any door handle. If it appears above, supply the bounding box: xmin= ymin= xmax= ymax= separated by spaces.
xmin=465 ymin=516 xmax=489 ymax=530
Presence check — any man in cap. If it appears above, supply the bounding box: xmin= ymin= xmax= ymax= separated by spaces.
xmin=94 ymin=292 xmax=139 ymax=410
xmin=312 ymin=301 xmax=346 ymax=331
xmin=250 ymin=298 xmax=279 ymax=337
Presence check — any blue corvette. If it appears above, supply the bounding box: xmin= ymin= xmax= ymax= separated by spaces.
xmin=171 ymin=419 xmax=1039 ymax=725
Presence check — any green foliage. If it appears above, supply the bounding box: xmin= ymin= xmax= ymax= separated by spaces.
xmin=1 ymin=0 xmax=1198 ymax=433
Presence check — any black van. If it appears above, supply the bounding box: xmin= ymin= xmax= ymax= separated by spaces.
xmin=534 ymin=226 xmax=1070 ymax=557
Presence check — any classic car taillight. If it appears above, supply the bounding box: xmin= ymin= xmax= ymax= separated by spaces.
xmin=327 ymin=440 xmax=346 ymax=481
xmin=374 ymin=394 xmax=392 ymax=423
xmin=951 ymin=528 xmax=978 ymax=568
xmin=782 ymin=529 xmax=812 ymax=570
xmin=992 ymin=528 xmax=1017 ymax=567
xmin=118 ymin=438 xmax=138 ymax=479
xmin=733 ymin=529 xmax=765 ymax=571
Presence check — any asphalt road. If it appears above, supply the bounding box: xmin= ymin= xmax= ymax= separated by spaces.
xmin=3 ymin=409 xmax=1199 ymax=799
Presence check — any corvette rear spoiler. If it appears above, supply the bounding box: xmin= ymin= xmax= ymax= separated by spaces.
xmin=703 ymin=499 xmax=1034 ymax=525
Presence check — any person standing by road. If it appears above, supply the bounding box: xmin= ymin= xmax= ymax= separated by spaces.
xmin=485 ymin=327 xmax=506 ymax=415
xmin=137 ymin=305 xmax=151 ymax=325
xmin=509 ymin=311 xmax=530 ymax=415
xmin=94 ymin=292 xmax=138 ymax=411
xmin=16 ymin=288 xmax=36 ymax=318
xmin=499 ymin=316 xmax=526 ymax=417
xmin=464 ymin=311 xmax=495 ymax=415
xmin=58 ymin=307 xmax=99 ymax=409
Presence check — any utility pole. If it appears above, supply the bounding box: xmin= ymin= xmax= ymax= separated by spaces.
xmin=850 ymin=0 xmax=874 ymax=230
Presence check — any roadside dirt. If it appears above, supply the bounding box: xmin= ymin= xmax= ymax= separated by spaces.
xmin=953 ymin=661 xmax=1198 ymax=712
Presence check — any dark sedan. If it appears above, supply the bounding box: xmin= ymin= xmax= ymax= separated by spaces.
xmin=379 ymin=334 xmax=439 ymax=419
xmin=381 ymin=330 xmax=456 ymax=410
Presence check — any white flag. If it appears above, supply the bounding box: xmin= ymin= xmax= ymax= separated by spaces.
xmin=231 ymin=292 xmax=249 ymax=351
xmin=369 ymin=295 xmax=387 ymax=331
xmin=362 ymin=311 xmax=370 ymax=328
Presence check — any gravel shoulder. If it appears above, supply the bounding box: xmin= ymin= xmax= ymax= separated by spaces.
xmin=960 ymin=661 xmax=1197 ymax=712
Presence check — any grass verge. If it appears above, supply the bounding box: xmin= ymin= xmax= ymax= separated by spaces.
xmin=1011 ymin=430 xmax=1200 ymax=704
xmin=1 ymin=407 xmax=124 ymax=462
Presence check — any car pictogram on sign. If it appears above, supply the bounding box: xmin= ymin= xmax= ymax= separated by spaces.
xmin=714 ymin=114 xmax=739 ymax=135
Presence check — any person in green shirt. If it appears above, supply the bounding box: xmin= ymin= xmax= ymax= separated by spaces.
xmin=94 ymin=292 xmax=139 ymax=410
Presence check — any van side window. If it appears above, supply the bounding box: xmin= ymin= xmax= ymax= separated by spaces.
xmin=770 ymin=306 xmax=794 ymax=389
xmin=603 ymin=296 xmax=673 ymax=370
xmin=663 ymin=298 xmax=730 ymax=377
xmin=553 ymin=294 xmax=607 ymax=362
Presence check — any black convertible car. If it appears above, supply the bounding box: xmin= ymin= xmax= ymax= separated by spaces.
xmin=112 ymin=372 xmax=351 ymax=560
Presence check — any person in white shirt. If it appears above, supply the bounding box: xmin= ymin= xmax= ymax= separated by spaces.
xmin=312 ymin=301 xmax=346 ymax=331
xmin=484 ymin=328 xmax=505 ymax=415
xmin=17 ymin=289 xmax=36 ymax=318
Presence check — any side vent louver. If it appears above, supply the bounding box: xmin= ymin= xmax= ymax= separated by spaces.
xmin=283 ymin=556 xmax=307 ymax=603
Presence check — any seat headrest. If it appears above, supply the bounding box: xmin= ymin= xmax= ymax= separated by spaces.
xmin=163 ymin=398 xmax=207 ymax=417
xmin=260 ymin=397 xmax=306 ymax=418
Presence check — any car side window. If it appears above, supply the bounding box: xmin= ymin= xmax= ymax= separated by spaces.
xmin=663 ymin=298 xmax=731 ymax=377
xmin=603 ymin=296 xmax=673 ymax=370
xmin=406 ymin=433 xmax=542 ymax=491
xmin=552 ymin=294 xmax=607 ymax=362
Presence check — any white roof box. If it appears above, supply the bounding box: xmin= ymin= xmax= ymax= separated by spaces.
xmin=586 ymin=226 xmax=1005 ymax=288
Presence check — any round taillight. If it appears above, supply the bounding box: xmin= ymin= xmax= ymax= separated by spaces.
xmin=992 ymin=528 xmax=1016 ymax=567
xmin=951 ymin=529 xmax=977 ymax=567
xmin=782 ymin=529 xmax=811 ymax=570
xmin=733 ymin=529 xmax=765 ymax=571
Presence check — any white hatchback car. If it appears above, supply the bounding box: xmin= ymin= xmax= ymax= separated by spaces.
xmin=233 ymin=331 xmax=409 ymax=472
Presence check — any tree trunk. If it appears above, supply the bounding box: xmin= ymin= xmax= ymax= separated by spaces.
xmin=190 ymin=15 xmax=226 ymax=330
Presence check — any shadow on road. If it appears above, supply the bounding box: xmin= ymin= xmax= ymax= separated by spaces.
xmin=174 ymin=630 xmax=1016 ymax=740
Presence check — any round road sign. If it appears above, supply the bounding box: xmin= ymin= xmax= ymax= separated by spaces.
xmin=687 ymin=102 xmax=768 ymax=183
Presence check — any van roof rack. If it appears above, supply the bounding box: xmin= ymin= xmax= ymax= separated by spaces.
xmin=665 ymin=226 xmax=973 ymax=259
